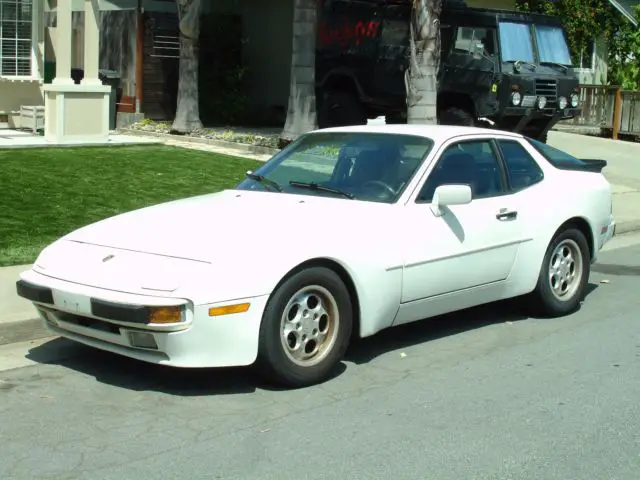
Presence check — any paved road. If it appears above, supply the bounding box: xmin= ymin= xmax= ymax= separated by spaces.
xmin=1 ymin=241 xmax=640 ymax=480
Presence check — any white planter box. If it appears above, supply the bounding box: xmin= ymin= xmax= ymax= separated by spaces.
xmin=20 ymin=105 xmax=45 ymax=134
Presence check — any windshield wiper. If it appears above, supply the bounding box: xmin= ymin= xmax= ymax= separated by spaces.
xmin=507 ymin=59 xmax=536 ymax=71
xmin=540 ymin=61 xmax=568 ymax=73
xmin=245 ymin=171 xmax=283 ymax=192
xmin=289 ymin=181 xmax=355 ymax=199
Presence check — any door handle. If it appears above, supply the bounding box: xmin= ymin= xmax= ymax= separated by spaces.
xmin=496 ymin=209 xmax=518 ymax=220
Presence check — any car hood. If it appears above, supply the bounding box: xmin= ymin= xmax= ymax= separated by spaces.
xmin=34 ymin=190 xmax=400 ymax=302
xmin=62 ymin=189 xmax=392 ymax=262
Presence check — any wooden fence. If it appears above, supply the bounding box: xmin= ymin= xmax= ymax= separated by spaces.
xmin=562 ymin=84 xmax=640 ymax=138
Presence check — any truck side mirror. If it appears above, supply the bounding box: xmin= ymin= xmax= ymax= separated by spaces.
xmin=471 ymin=41 xmax=484 ymax=60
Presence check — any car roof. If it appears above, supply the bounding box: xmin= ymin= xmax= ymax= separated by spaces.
xmin=314 ymin=124 xmax=524 ymax=143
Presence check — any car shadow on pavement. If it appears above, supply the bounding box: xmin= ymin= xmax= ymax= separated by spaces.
xmin=346 ymin=282 xmax=599 ymax=365
xmin=24 ymin=338 xmax=348 ymax=395
xmin=24 ymin=284 xmax=597 ymax=394
xmin=25 ymin=339 xmax=268 ymax=396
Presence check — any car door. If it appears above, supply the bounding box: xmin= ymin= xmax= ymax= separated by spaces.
xmin=493 ymin=136 xmax=547 ymax=251
xmin=400 ymin=137 xmax=524 ymax=304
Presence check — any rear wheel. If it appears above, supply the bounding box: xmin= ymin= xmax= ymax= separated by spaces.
xmin=529 ymin=228 xmax=590 ymax=317
xmin=257 ymin=267 xmax=353 ymax=388
xmin=318 ymin=91 xmax=366 ymax=128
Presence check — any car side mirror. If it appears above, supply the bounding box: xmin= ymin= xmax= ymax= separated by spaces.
xmin=430 ymin=184 xmax=472 ymax=217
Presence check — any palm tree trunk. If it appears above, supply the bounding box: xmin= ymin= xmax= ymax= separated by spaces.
xmin=172 ymin=0 xmax=203 ymax=133
xmin=405 ymin=0 xmax=442 ymax=125
xmin=280 ymin=0 xmax=318 ymax=145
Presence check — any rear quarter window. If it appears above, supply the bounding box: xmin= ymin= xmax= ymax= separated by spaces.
xmin=497 ymin=140 xmax=544 ymax=192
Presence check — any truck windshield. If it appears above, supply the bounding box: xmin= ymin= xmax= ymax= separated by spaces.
xmin=498 ymin=22 xmax=534 ymax=63
xmin=535 ymin=25 xmax=572 ymax=65
xmin=499 ymin=21 xmax=572 ymax=66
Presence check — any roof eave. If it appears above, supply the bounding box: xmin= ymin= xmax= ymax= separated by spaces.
xmin=609 ymin=0 xmax=639 ymax=27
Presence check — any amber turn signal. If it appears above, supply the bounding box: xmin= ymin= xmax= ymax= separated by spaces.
xmin=208 ymin=303 xmax=250 ymax=317
xmin=148 ymin=306 xmax=184 ymax=324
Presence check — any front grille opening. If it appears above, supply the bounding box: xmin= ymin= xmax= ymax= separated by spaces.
xmin=535 ymin=78 xmax=558 ymax=108
xmin=54 ymin=311 xmax=121 ymax=335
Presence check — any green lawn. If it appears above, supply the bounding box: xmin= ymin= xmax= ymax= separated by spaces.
xmin=0 ymin=146 xmax=262 ymax=267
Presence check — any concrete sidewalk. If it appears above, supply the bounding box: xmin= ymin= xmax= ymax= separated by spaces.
xmin=2 ymin=130 xmax=640 ymax=330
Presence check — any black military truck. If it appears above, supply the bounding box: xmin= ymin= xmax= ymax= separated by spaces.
xmin=315 ymin=0 xmax=582 ymax=142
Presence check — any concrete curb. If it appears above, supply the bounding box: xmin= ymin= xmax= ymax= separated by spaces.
xmin=0 ymin=137 xmax=164 ymax=149
xmin=0 ymin=318 xmax=51 ymax=347
xmin=614 ymin=219 xmax=640 ymax=236
xmin=552 ymin=124 xmax=603 ymax=136
xmin=119 ymin=129 xmax=280 ymax=157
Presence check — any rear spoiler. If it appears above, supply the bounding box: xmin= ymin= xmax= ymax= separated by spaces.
xmin=577 ymin=159 xmax=608 ymax=173
xmin=554 ymin=158 xmax=608 ymax=173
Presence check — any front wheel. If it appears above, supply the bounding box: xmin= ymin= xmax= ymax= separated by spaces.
xmin=529 ymin=228 xmax=590 ymax=317
xmin=257 ymin=267 xmax=353 ymax=388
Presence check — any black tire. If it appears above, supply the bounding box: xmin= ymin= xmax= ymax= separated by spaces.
xmin=439 ymin=107 xmax=476 ymax=126
xmin=257 ymin=267 xmax=353 ymax=388
xmin=529 ymin=228 xmax=590 ymax=317
xmin=318 ymin=91 xmax=366 ymax=128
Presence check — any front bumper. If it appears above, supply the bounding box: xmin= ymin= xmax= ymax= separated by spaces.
xmin=502 ymin=106 xmax=581 ymax=119
xmin=16 ymin=269 xmax=269 ymax=368
xmin=497 ymin=107 xmax=582 ymax=134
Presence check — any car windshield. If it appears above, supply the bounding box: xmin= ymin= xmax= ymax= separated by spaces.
xmin=235 ymin=132 xmax=434 ymax=203
xmin=535 ymin=25 xmax=572 ymax=66
xmin=499 ymin=21 xmax=572 ymax=66
xmin=526 ymin=137 xmax=589 ymax=168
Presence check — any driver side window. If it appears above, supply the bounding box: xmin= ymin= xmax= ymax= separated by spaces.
xmin=416 ymin=139 xmax=506 ymax=203
xmin=454 ymin=27 xmax=497 ymax=56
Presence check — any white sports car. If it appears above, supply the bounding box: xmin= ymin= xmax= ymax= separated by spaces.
xmin=17 ymin=125 xmax=615 ymax=387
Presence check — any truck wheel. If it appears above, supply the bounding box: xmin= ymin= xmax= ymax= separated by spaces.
xmin=318 ymin=91 xmax=366 ymax=128
xmin=439 ymin=107 xmax=475 ymax=127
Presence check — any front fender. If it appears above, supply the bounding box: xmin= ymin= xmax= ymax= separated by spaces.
xmin=180 ymin=247 xmax=404 ymax=339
